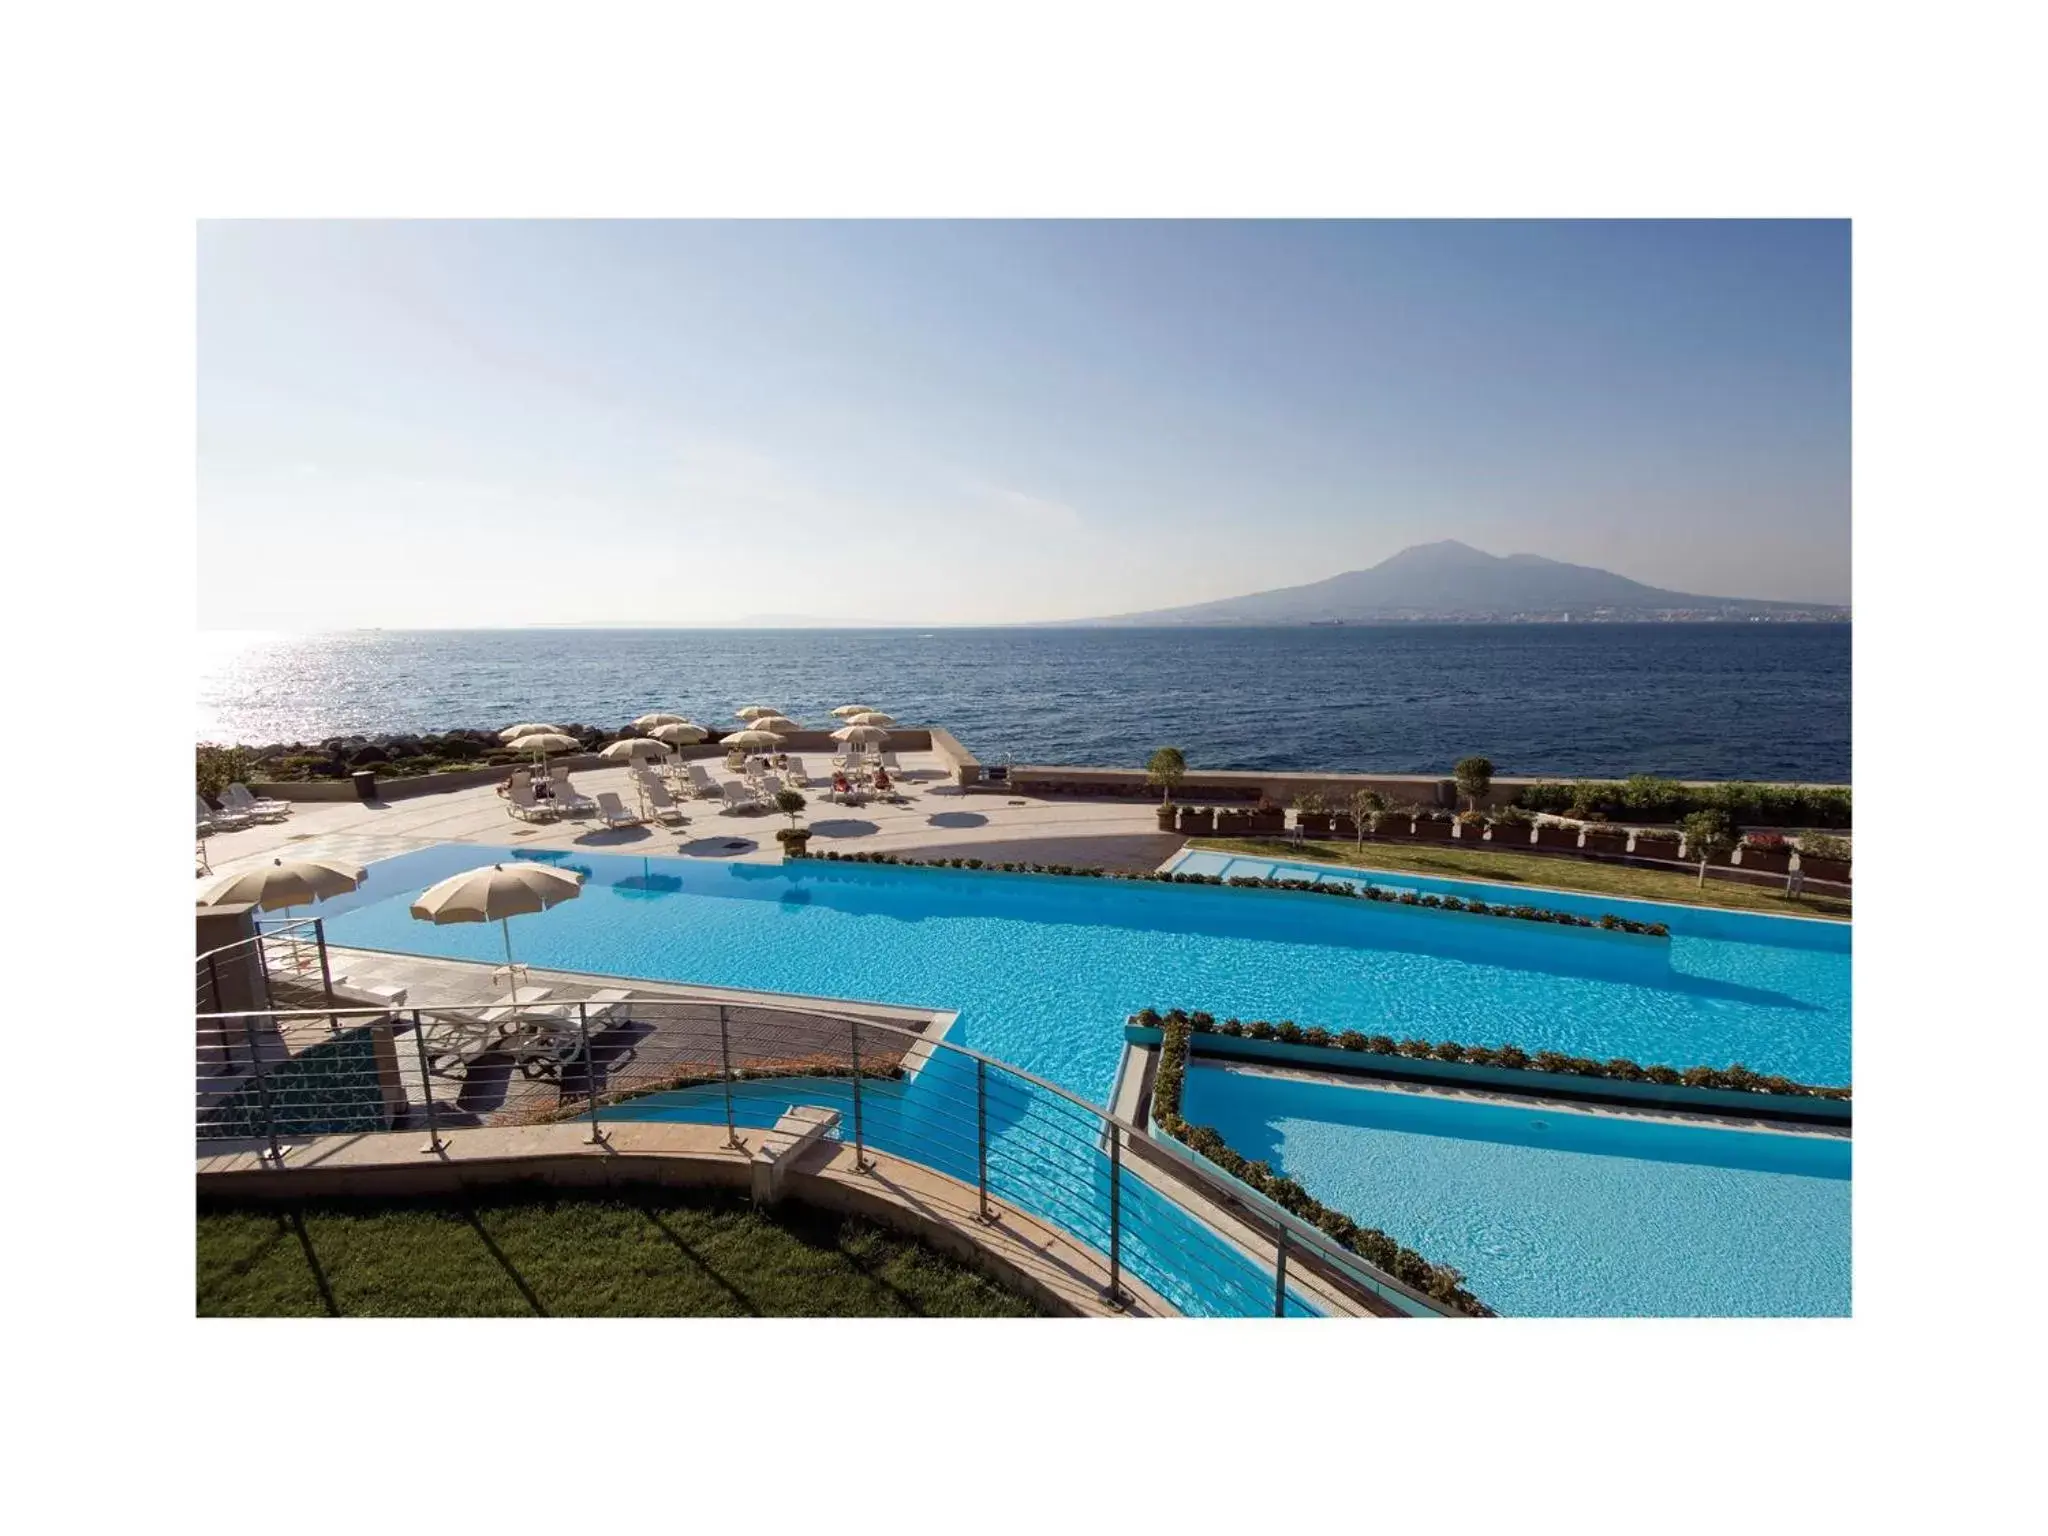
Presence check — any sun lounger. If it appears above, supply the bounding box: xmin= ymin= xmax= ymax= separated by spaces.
xmin=417 ymin=989 xmax=551 ymax=1075
xmin=783 ymin=756 xmax=811 ymax=787
xmin=198 ymin=794 xmax=250 ymax=831
xmin=223 ymin=783 xmax=292 ymax=821
xmin=757 ymin=772 xmax=787 ymax=800
xmin=636 ymin=775 xmax=690 ymax=826
xmin=685 ymin=763 xmax=721 ymax=799
xmin=720 ymin=779 xmax=764 ymax=813
xmin=880 ymin=752 xmax=901 ymax=773
xmin=510 ymin=988 xmax=634 ymax=1077
xmin=549 ymin=772 xmax=597 ymax=816
xmin=506 ymin=773 xmax=556 ymax=822
xmin=595 ymin=790 xmax=645 ymax=827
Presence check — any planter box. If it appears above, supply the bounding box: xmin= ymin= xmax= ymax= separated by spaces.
xmin=1581 ymin=829 xmax=1630 ymax=857
xmin=1800 ymin=856 xmax=1852 ymax=884
xmin=1632 ymin=836 xmax=1681 ymax=861
xmin=1177 ymin=805 xmax=1215 ymax=835
xmin=1373 ymin=818 xmax=1417 ymax=840
xmin=1412 ymin=818 xmax=1454 ymax=841
xmin=1736 ymin=844 xmax=1793 ymax=874
xmin=1296 ymin=812 xmax=1333 ymax=837
xmin=1211 ymin=809 xmax=1250 ymax=836
xmin=1329 ymin=813 xmax=1358 ymax=840
xmin=1531 ymin=824 xmax=1581 ymax=851
xmin=1485 ymin=824 xmax=1531 ymax=848
xmin=1155 ymin=805 xmax=1178 ymax=831
xmin=1246 ymin=809 xmax=1286 ymax=835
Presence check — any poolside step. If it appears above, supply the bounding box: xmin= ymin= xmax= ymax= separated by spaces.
xmin=750 ymin=1106 xmax=842 ymax=1204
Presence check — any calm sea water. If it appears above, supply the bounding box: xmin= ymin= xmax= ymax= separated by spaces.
xmin=198 ymin=624 xmax=1850 ymax=779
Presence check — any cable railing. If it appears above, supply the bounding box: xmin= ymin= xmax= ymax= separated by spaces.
xmin=194 ymin=990 xmax=1459 ymax=1318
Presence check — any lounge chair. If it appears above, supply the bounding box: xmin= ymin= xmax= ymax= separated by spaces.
xmin=783 ymin=756 xmax=811 ymax=787
xmin=417 ymin=989 xmax=552 ymax=1075
xmin=685 ymin=763 xmax=721 ymax=799
xmin=880 ymin=751 xmax=902 ymax=773
xmin=595 ymin=790 xmax=645 ymax=827
xmin=506 ymin=772 xmax=556 ymax=822
xmin=549 ymin=772 xmax=597 ymax=816
xmin=757 ymin=772 xmax=787 ymax=800
xmin=720 ymin=779 xmax=763 ymax=814
xmin=510 ymin=988 xmax=634 ymax=1078
xmin=636 ymin=775 xmax=690 ymax=826
xmin=223 ymin=783 xmax=292 ymax=821
xmin=197 ymin=794 xmax=250 ymax=831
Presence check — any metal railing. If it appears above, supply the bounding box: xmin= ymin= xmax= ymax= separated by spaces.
xmin=193 ymin=992 xmax=1459 ymax=1318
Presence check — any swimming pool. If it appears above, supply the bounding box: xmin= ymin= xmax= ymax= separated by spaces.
xmin=1179 ymin=1064 xmax=1851 ymax=1316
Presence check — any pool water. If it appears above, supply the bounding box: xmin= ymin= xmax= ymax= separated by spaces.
xmin=1180 ymin=1064 xmax=1851 ymax=1317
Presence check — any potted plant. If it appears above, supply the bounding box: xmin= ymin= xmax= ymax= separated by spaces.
xmin=1148 ymin=746 xmax=1187 ymax=829
xmin=1453 ymin=810 xmax=1487 ymax=840
xmin=1177 ymin=804 xmax=1215 ymax=834
xmin=1294 ymin=789 xmax=1332 ymax=838
xmin=1247 ymin=797 xmax=1286 ymax=835
xmin=1797 ymin=832 xmax=1852 ymax=884
xmin=773 ymin=789 xmax=810 ymax=855
xmin=1679 ymin=808 xmax=1736 ymax=887
xmin=1453 ymin=755 xmax=1495 ymax=814
xmin=1735 ymin=830 xmax=1793 ymax=874
xmin=1413 ymin=807 xmax=1454 ymax=841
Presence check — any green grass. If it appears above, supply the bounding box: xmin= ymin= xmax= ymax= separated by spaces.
xmin=198 ymin=1186 xmax=1047 ymax=1317
xmin=1188 ymin=837 xmax=1851 ymax=920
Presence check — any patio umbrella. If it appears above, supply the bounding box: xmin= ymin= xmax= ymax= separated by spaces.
xmin=735 ymin=705 xmax=782 ymax=720
xmin=748 ymin=715 xmax=803 ymax=733
xmin=651 ymin=722 xmax=707 ymax=745
xmin=831 ymin=724 xmax=889 ymax=752
xmin=725 ymin=728 xmax=787 ymax=750
xmin=198 ymin=856 xmax=366 ymax=972
xmin=512 ymin=731 xmax=581 ymax=774
xmin=600 ymin=738 xmax=672 ymax=763
xmin=500 ymin=723 xmax=565 ymax=742
xmin=632 ymin=713 xmax=687 ymax=730
xmin=831 ymin=704 xmax=879 ymax=718
xmin=846 ymin=711 xmax=895 ymax=727
xmin=408 ymin=862 xmax=585 ymax=1005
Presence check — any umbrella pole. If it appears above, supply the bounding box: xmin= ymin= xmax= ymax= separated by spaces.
xmin=502 ymin=917 xmax=520 ymax=1005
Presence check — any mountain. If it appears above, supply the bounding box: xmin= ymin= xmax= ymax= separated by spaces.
xmin=1077 ymin=541 xmax=1849 ymax=625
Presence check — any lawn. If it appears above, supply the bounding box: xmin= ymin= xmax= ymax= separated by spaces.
xmin=1187 ymin=837 xmax=1851 ymax=920
xmin=198 ymin=1186 xmax=1047 ymax=1317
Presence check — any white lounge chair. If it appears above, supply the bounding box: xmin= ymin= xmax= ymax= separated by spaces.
xmin=636 ymin=775 xmax=690 ymax=826
xmin=510 ymin=989 xmax=634 ymax=1078
xmin=595 ymin=790 xmax=645 ymax=827
xmin=720 ymin=779 xmax=763 ymax=814
xmin=783 ymin=756 xmax=811 ymax=787
xmin=757 ymin=772 xmax=787 ymax=800
xmin=223 ymin=783 xmax=292 ymax=821
xmin=506 ymin=772 xmax=556 ymax=822
xmin=197 ymin=794 xmax=250 ymax=831
xmin=685 ymin=763 xmax=721 ymax=799
xmin=880 ymin=751 xmax=902 ymax=773
xmin=417 ymin=989 xmax=552 ymax=1075
xmin=549 ymin=772 xmax=597 ymax=816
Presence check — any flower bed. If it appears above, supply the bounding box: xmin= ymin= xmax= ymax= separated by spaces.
xmin=788 ymin=850 xmax=1670 ymax=936
xmin=1145 ymin=1011 xmax=1491 ymax=1316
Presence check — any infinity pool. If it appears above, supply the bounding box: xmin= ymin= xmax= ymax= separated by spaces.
xmin=1180 ymin=1064 xmax=1851 ymax=1317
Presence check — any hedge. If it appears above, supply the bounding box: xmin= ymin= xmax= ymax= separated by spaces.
xmin=1145 ymin=1012 xmax=1492 ymax=1316
xmin=1131 ymin=1008 xmax=1851 ymax=1102
xmin=1513 ymin=776 xmax=1851 ymax=829
xmin=788 ymin=849 xmax=1669 ymax=937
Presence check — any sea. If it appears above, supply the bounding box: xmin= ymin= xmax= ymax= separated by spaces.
xmin=197 ymin=624 xmax=1851 ymax=781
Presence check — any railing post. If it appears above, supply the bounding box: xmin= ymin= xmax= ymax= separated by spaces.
xmin=1107 ymin=1124 xmax=1125 ymax=1307
xmin=315 ymin=918 xmax=338 ymax=1034
xmin=1273 ymin=1225 xmax=1289 ymax=1317
xmin=976 ymin=1058 xmax=990 ymax=1220
xmin=848 ymin=1018 xmax=869 ymax=1172
xmin=204 ymin=954 xmax=225 ymax=1042
xmin=410 ymin=1009 xmax=445 ymax=1155
xmin=579 ymin=1001 xmax=607 ymax=1146
xmin=246 ymin=1014 xmax=284 ymax=1166
xmin=717 ymin=1004 xmax=741 ymax=1149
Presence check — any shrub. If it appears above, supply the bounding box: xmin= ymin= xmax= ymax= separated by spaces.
xmin=1453 ymin=756 xmax=1494 ymax=811
xmin=1801 ymin=833 xmax=1852 ymax=863
xmin=1146 ymin=747 xmax=1188 ymax=804
xmin=1293 ymin=789 xmax=1330 ymax=815
xmin=196 ymin=742 xmax=259 ymax=798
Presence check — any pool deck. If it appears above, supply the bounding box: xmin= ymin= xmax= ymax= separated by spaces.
xmin=200 ymin=750 xmax=1185 ymax=880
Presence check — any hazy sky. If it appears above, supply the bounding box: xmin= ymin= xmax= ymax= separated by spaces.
xmin=198 ymin=220 xmax=1850 ymax=627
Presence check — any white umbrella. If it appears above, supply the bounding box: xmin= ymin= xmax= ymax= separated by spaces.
xmin=748 ymin=715 xmax=803 ymax=733
xmin=831 ymin=704 xmax=879 ymax=718
xmin=725 ymin=728 xmax=787 ymax=750
xmin=512 ymin=731 xmax=581 ymax=771
xmin=830 ymin=724 xmax=889 ymax=746
xmin=600 ymin=739 xmax=672 ymax=763
xmin=632 ymin=712 xmax=687 ymax=729
xmin=651 ymin=722 xmax=707 ymax=745
xmin=735 ymin=705 xmax=782 ymax=720
xmin=409 ymin=862 xmax=584 ymax=1005
xmin=198 ymin=856 xmax=366 ymax=972
xmin=500 ymin=723 xmax=565 ymax=742
xmin=846 ymin=711 xmax=895 ymax=727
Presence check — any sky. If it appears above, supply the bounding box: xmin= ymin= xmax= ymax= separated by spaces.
xmin=198 ymin=220 xmax=1850 ymax=627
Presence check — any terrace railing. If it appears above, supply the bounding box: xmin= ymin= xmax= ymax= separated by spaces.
xmin=194 ymin=993 xmax=1460 ymax=1319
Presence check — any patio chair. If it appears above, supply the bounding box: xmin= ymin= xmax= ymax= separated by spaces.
xmin=506 ymin=772 xmax=556 ymax=822
xmin=880 ymin=751 xmax=902 ymax=773
xmin=197 ymin=794 xmax=250 ymax=831
xmin=223 ymin=783 xmax=292 ymax=821
xmin=757 ymin=771 xmax=787 ymax=800
xmin=720 ymin=779 xmax=763 ymax=814
xmin=636 ymin=775 xmax=690 ymax=826
xmin=783 ymin=756 xmax=811 ymax=787
xmin=510 ymin=989 xmax=635 ymax=1078
xmin=685 ymin=763 xmax=721 ymax=799
xmin=417 ymin=989 xmax=552 ymax=1075
xmin=595 ymin=790 xmax=645 ymax=827
xmin=549 ymin=771 xmax=597 ymax=816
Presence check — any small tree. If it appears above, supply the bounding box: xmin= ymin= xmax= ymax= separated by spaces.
xmin=1679 ymin=808 xmax=1735 ymax=887
xmin=1348 ymin=788 xmax=1384 ymax=847
xmin=1453 ymin=756 xmax=1495 ymax=813
xmin=1146 ymin=746 xmax=1188 ymax=804
xmin=774 ymin=788 xmax=807 ymax=831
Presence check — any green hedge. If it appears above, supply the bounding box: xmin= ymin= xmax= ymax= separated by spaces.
xmin=1146 ymin=1013 xmax=1492 ymax=1317
xmin=1132 ymin=1008 xmax=1851 ymax=1102
xmin=1514 ymin=776 xmax=1851 ymax=829
xmin=789 ymin=850 xmax=1668 ymax=937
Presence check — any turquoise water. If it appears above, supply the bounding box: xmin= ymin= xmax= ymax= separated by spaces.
xmin=1180 ymin=1064 xmax=1851 ymax=1317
